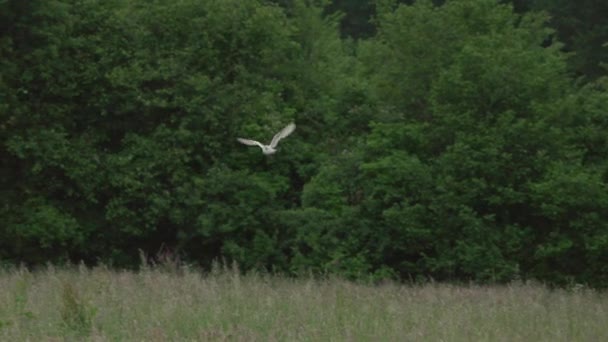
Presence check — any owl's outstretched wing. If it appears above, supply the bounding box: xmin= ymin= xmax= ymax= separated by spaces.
xmin=270 ymin=123 xmax=296 ymax=148
xmin=237 ymin=138 xmax=264 ymax=148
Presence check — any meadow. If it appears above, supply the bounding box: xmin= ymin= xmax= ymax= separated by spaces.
xmin=0 ymin=263 xmax=606 ymax=341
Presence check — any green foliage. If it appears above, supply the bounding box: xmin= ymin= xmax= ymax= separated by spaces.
xmin=1 ymin=0 xmax=331 ymax=266
xmin=291 ymin=0 xmax=608 ymax=286
xmin=531 ymin=0 xmax=608 ymax=80
xmin=1 ymin=0 xmax=608 ymax=287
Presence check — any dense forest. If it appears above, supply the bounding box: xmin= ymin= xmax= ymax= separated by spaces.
xmin=1 ymin=0 xmax=607 ymax=287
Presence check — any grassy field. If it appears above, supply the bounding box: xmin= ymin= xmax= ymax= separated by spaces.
xmin=0 ymin=264 xmax=606 ymax=341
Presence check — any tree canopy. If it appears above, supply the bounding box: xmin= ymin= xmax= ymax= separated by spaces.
xmin=1 ymin=0 xmax=607 ymax=287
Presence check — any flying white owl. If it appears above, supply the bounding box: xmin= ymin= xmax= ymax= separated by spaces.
xmin=237 ymin=123 xmax=296 ymax=155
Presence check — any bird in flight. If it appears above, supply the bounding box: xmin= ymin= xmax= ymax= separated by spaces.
xmin=237 ymin=123 xmax=296 ymax=155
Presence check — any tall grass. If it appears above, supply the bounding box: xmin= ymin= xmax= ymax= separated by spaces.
xmin=0 ymin=263 xmax=606 ymax=341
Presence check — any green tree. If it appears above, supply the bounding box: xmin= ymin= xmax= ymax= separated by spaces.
xmin=295 ymin=0 xmax=608 ymax=286
xmin=2 ymin=0 xmax=607 ymax=288
xmin=1 ymin=0 xmax=357 ymax=269
xmin=532 ymin=0 xmax=608 ymax=80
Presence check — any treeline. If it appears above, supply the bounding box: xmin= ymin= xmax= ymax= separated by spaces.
xmin=1 ymin=0 xmax=607 ymax=287
xmin=331 ymin=0 xmax=608 ymax=81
